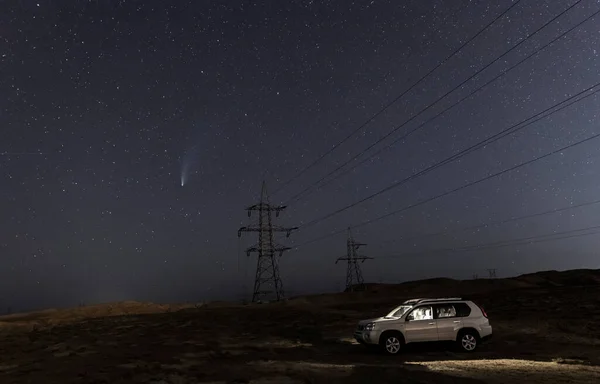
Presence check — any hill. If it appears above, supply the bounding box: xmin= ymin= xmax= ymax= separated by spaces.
xmin=0 ymin=301 xmax=198 ymax=330
xmin=0 ymin=268 xmax=599 ymax=383
xmin=289 ymin=268 xmax=600 ymax=306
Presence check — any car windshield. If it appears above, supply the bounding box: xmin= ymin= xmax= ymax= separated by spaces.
xmin=385 ymin=305 xmax=412 ymax=318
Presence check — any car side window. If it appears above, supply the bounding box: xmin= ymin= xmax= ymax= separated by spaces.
xmin=435 ymin=304 xmax=457 ymax=319
xmin=454 ymin=303 xmax=472 ymax=317
xmin=407 ymin=306 xmax=433 ymax=321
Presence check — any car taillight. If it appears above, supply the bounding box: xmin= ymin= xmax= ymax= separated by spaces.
xmin=475 ymin=303 xmax=488 ymax=318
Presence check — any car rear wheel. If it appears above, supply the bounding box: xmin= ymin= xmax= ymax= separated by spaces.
xmin=380 ymin=333 xmax=402 ymax=355
xmin=458 ymin=331 xmax=478 ymax=352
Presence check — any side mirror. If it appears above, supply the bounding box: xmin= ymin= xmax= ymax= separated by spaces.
xmin=405 ymin=315 xmax=413 ymax=322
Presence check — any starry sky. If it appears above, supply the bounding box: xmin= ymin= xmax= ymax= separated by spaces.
xmin=1 ymin=0 xmax=600 ymax=312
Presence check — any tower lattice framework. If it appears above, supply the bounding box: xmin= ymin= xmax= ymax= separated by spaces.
xmin=238 ymin=182 xmax=297 ymax=303
xmin=335 ymin=227 xmax=372 ymax=292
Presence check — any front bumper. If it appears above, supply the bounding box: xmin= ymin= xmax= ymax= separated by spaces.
xmin=354 ymin=330 xmax=381 ymax=345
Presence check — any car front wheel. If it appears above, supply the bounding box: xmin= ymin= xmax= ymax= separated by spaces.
xmin=458 ymin=331 xmax=478 ymax=352
xmin=381 ymin=333 xmax=402 ymax=355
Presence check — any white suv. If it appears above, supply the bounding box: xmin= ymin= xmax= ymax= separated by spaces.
xmin=354 ymin=298 xmax=492 ymax=355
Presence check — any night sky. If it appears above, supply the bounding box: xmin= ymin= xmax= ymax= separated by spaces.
xmin=2 ymin=0 xmax=600 ymax=312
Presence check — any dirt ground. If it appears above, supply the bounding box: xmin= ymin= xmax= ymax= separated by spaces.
xmin=0 ymin=269 xmax=599 ymax=383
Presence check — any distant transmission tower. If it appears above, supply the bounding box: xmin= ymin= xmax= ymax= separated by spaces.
xmin=238 ymin=181 xmax=297 ymax=303
xmin=487 ymin=268 xmax=497 ymax=278
xmin=335 ymin=227 xmax=373 ymax=292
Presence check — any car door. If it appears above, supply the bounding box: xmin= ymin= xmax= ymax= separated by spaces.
xmin=434 ymin=303 xmax=462 ymax=341
xmin=404 ymin=305 xmax=438 ymax=343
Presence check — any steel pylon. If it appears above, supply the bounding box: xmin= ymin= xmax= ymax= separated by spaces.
xmin=238 ymin=181 xmax=297 ymax=302
xmin=335 ymin=227 xmax=372 ymax=292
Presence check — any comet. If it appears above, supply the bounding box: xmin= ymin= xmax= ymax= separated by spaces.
xmin=180 ymin=132 xmax=205 ymax=187
xmin=180 ymin=160 xmax=189 ymax=187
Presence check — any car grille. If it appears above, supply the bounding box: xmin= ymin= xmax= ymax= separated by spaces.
xmin=357 ymin=325 xmax=364 ymax=331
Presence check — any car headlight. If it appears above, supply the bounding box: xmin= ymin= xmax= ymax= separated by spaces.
xmin=365 ymin=322 xmax=375 ymax=331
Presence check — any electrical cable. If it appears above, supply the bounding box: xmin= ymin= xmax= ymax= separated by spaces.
xmin=285 ymin=7 xmax=600 ymax=205
xmin=376 ymin=224 xmax=600 ymax=259
xmin=377 ymin=197 xmax=600 ymax=247
xmin=294 ymin=128 xmax=600 ymax=248
xmin=270 ymin=0 xmax=523 ymax=196
xmin=300 ymin=83 xmax=600 ymax=229
xmin=374 ymin=0 xmax=479 ymax=84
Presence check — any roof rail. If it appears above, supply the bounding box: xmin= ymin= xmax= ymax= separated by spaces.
xmin=417 ymin=297 xmax=462 ymax=303
xmin=403 ymin=298 xmax=427 ymax=303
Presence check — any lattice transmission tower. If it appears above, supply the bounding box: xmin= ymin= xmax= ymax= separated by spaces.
xmin=335 ymin=227 xmax=373 ymax=292
xmin=238 ymin=181 xmax=297 ymax=303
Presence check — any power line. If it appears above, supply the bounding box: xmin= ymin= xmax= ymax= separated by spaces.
xmin=270 ymin=0 xmax=522 ymax=196
xmin=378 ymin=197 xmax=600 ymax=247
xmin=373 ymin=0 xmax=479 ymax=85
xmin=377 ymin=224 xmax=600 ymax=259
xmin=285 ymin=6 xmax=600 ymax=205
xmin=300 ymin=82 xmax=600 ymax=229
xmin=284 ymin=0 xmax=588 ymax=205
xmin=293 ymin=129 xmax=600 ymax=249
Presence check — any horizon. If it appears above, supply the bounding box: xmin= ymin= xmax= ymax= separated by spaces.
xmin=5 ymin=265 xmax=598 ymax=315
